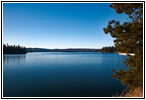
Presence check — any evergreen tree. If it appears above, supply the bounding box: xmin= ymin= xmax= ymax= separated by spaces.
xmin=3 ymin=44 xmax=27 ymax=54
xmin=104 ymin=3 xmax=143 ymax=90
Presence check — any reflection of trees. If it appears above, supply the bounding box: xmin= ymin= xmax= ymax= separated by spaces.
xmin=3 ymin=55 xmax=26 ymax=67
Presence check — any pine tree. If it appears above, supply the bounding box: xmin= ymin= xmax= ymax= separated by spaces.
xmin=3 ymin=44 xmax=27 ymax=54
xmin=104 ymin=3 xmax=143 ymax=90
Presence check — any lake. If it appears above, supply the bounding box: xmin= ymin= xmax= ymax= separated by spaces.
xmin=3 ymin=52 xmax=128 ymax=97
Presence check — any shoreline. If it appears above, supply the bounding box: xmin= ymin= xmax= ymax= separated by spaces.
xmin=118 ymin=53 xmax=135 ymax=56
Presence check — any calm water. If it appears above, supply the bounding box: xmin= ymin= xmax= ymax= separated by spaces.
xmin=3 ymin=52 xmax=128 ymax=97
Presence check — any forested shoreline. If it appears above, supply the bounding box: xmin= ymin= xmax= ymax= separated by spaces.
xmin=100 ymin=46 xmax=116 ymax=53
xmin=3 ymin=44 xmax=27 ymax=54
xmin=3 ymin=44 xmax=116 ymax=54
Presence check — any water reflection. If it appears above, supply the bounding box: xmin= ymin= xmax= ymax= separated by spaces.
xmin=3 ymin=54 xmax=26 ymax=69
xmin=3 ymin=52 xmax=127 ymax=97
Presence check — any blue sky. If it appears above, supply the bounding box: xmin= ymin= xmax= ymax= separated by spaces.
xmin=3 ymin=3 xmax=128 ymax=49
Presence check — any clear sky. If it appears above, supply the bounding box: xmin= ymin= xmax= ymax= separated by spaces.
xmin=3 ymin=3 xmax=128 ymax=49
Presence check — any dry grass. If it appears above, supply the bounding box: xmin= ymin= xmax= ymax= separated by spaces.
xmin=114 ymin=87 xmax=143 ymax=97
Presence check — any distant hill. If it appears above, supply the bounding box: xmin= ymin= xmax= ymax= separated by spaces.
xmin=3 ymin=44 xmax=116 ymax=54
xmin=26 ymin=48 xmax=101 ymax=52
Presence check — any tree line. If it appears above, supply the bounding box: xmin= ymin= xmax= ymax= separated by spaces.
xmin=3 ymin=44 xmax=116 ymax=54
xmin=3 ymin=44 xmax=27 ymax=54
xmin=100 ymin=46 xmax=116 ymax=53
xmin=27 ymin=47 xmax=116 ymax=53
